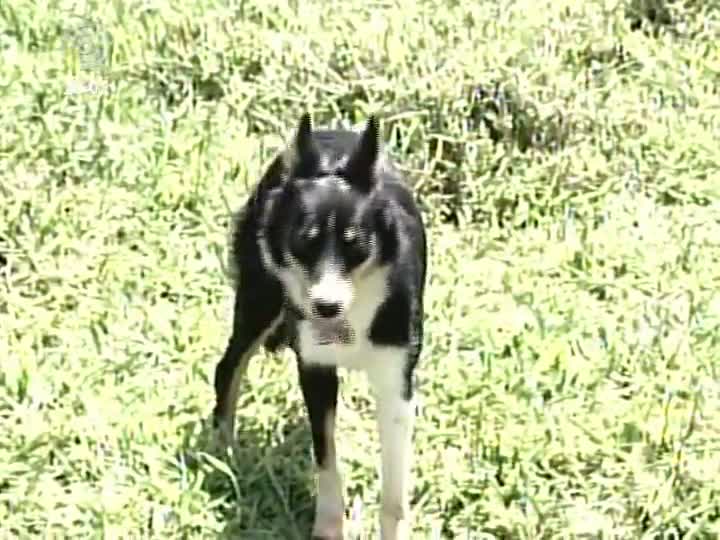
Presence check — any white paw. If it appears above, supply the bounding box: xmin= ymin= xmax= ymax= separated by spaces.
xmin=313 ymin=468 xmax=344 ymax=538
xmin=209 ymin=416 xmax=241 ymax=457
xmin=311 ymin=511 xmax=344 ymax=540
xmin=380 ymin=505 xmax=409 ymax=540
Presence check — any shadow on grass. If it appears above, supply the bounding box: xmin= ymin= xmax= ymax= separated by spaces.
xmin=178 ymin=397 xmax=317 ymax=540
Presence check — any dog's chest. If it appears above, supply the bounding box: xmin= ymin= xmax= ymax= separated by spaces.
xmin=297 ymin=328 xmax=384 ymax=370
xmin=294 ymin=284 xmax=390 ymax=370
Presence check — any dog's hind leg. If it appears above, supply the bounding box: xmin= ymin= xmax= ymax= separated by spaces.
xmin=213 ymin=275 xmax=283 ymax=447
xmin=298 ymin=362 xmax=344 ymax=540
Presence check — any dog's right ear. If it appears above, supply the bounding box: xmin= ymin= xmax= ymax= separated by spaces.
xmin=283 ymin=112 xmax=320 ymax=178
xmin=344 ymin=115 xmax=380 ymax=193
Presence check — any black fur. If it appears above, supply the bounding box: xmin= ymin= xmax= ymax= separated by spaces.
xmin=212 ymin=113 xmax=427 ymax=537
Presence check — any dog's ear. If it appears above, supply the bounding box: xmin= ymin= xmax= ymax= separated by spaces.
xmin=284 ymin=112 xmax=320 ymax=178
xmin=344 ymin=115 xmax=380 ymax=192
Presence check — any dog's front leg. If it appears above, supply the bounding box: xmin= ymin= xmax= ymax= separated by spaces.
xmin=213 ymin=279 xmax=283 ymax=448
xmin=299 ymin=362 xmax=345 ymax=540
xmin=369 ymin=360 xmax=416 ymax=540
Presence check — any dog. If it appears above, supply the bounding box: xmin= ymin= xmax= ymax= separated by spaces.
xmin=212 ymin=113 xmax=427 ymax=540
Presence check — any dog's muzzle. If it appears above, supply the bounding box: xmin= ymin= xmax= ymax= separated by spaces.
xmin=284 ymin=299 xmax=355 ymax=345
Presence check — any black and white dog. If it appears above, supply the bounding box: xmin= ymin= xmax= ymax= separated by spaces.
xmin=212 ymin=113 xmax=427 ymax=540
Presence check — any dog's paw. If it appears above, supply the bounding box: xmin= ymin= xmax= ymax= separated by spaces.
xmin=196 ymin=414 xmax=239 ymax=458
xmin=187 ymin=415 xmax=220 ymax=452
xmin=379 ymin=509 xmax=410 ymax=540
xmin=310 ymin=531 xmax=345 ymax=540
xmin=311 ymin=514 xmax=344 ymax=540
xmin=215 ymin=421 xmax=234 ymax=449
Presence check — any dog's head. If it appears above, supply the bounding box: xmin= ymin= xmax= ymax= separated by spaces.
xmin=259 ymin=113 xmax=400 ymax=342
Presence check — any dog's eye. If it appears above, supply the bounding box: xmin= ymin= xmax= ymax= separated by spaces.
xmin=342 ymin=227 xmax=370 ymax=268
xmin=291 ymin=224 xmax=320 ymax=260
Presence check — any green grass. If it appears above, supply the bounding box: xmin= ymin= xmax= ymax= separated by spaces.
xmin=1 ymin=0 xmax=719 ymax=538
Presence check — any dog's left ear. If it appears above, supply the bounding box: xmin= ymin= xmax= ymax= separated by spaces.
xmin=285 ymin=112 xmax=320 ymax=178
xmin=344 ymin=115 xmax=380 ymax=192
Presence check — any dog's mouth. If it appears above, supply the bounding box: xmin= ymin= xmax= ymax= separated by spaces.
xmin=311 ymin=317 xmax=354 ymax=345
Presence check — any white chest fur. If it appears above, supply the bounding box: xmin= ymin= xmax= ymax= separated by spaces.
xmin=296 ymin=265 xmax=400 ymax=371
xmin=298 ymin=325 xmax=404 ymax=371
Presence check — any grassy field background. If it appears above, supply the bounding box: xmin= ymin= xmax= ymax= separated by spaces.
xmin=2 ymin=0 xmax=720 ymax=538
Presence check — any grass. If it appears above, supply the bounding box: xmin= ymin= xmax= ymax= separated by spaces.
xmin=1 ymin=0 xmax=719 ymax=538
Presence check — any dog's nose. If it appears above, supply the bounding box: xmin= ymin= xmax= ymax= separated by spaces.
xmin=313 ymin=300 xmax=341 ymax=319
